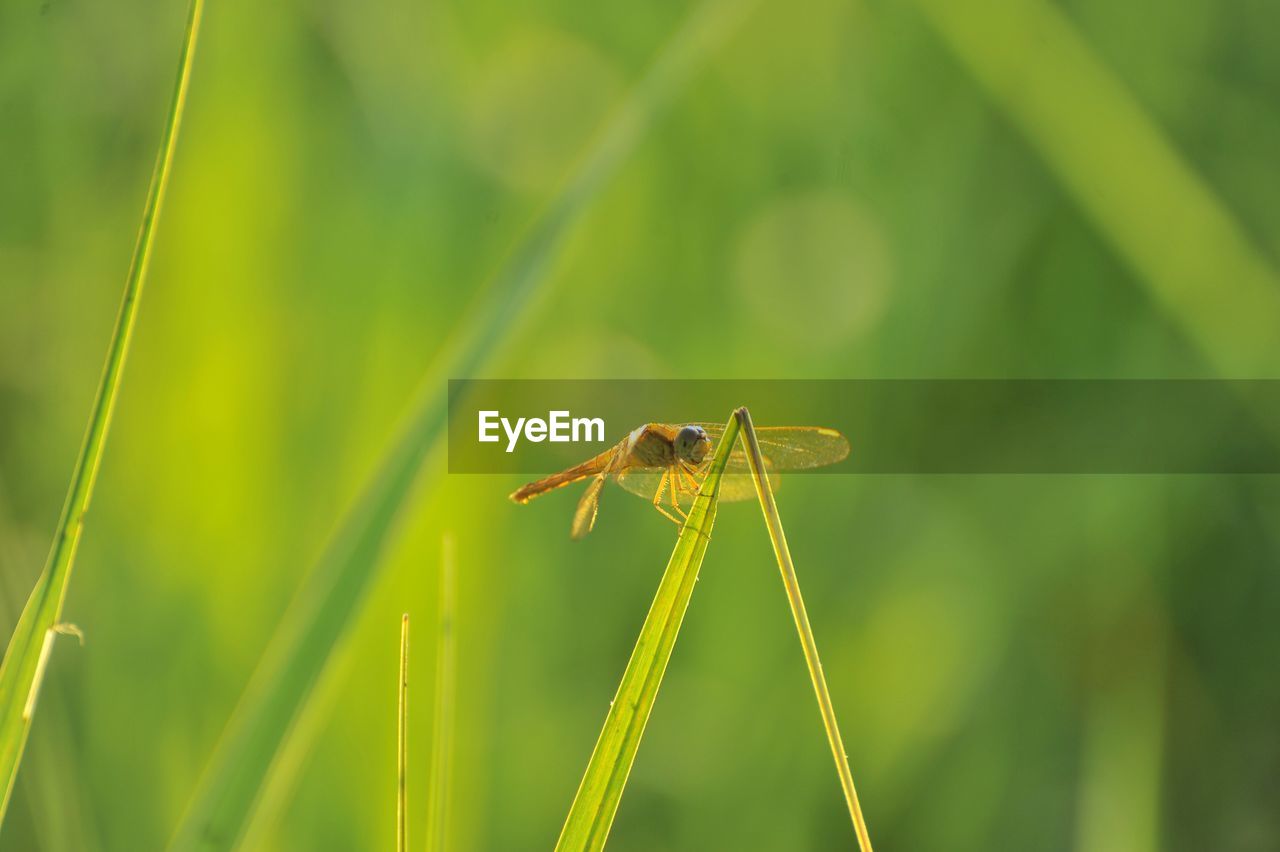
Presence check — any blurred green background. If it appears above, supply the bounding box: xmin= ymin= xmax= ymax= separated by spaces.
xmin=3 ymin=0 xmax=1280 ymax=849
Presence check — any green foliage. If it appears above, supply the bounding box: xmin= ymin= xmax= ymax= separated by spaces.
xmin=163 ymin=3 xmax=753 ymax=849
xmin=913 ymin=0 xmax=1280 ymax=375
xmin=4 ymin=0 xmax=1280 ymax=849
xmin=0 ymin=0 xmax=204 ymax=828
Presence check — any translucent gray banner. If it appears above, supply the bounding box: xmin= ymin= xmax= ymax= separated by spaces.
xmin=446 ymin=380 xmax=1280 ymax=474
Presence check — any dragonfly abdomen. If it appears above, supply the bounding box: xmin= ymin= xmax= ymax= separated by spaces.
xmin=509 ymin=450 xmax=614 ymax=504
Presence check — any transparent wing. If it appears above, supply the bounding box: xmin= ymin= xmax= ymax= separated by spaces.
xmin=694 ymin=423 xmax=850 ymax=472
xmin=613 ymin=469 xmax=664 ymax=501
xmin=570 ymin=475 xmax=606 ymax=539
xmin=615 ymin=467 xmax=768 ymax=504
xmin=570 ymin=447 xmax=632 ymax=539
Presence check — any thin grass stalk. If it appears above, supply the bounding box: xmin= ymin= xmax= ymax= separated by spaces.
xmin=425 ymin=536 xmax=455 ymax=852
xmin=0 ymin=0 xmax=204 ymax=826
xmin=734 ymin=407 xmax=873 ymax=852
xmin=398 ymin=614 xmax=410 ymax=852
xmin=554 ymin=413 xmax=740 ymax=852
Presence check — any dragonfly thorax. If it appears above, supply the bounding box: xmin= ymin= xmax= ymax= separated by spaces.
xmin=628 ymin=426 xmax=678 ymax=468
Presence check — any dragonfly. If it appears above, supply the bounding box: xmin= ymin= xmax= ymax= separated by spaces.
xmin=509 ymin=422 xmax=850 ymax=539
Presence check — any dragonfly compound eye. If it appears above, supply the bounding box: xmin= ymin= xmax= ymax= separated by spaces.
xmin=675 ymin=425 xmax=711 ymax=464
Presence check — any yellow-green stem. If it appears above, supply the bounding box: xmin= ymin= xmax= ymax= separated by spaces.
xmin=555 ymin=413 xmax=740 ymax=852
xmin=398 ymin=614 xmax=410 ymax=852
xmin=734 ymin=407 xmax=873 ymax=852
xmin=425 ymin=536 xmax=455 ymax=852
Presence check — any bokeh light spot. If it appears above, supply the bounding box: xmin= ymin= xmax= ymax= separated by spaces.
xmin=734 ymin=192 xmax=892 ymax=349
xmin=465 ymin=29 xmax=623 ymax=192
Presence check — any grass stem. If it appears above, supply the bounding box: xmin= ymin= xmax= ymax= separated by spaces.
xmin=398 ymin=614 xmax=410 ymax=852
xmin=425 ymin=536 xmax=455 ymax=852
xmin=555 ymin=413 xmax=740 ymax=852
xmin=734 ymin=407 xmax=873 ymax=852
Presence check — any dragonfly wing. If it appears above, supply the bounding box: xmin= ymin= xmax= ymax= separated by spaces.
xmin=694 ymin=423 xmax=849 ymax=471
xmin=616 ymin=465 xmax=773 ymax=503
xmin=615 ymin=468 xmax=665 ymax=501
xmin=716 ymin=471 xmax=774 ymax=501
xmin=570 ymin=474 xmax=607 ymax=539
xmin=570 ymin=446 xmax=632 ymax=538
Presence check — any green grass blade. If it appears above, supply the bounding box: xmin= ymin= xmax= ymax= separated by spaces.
xmin=0 ymin=485 xmax=102 ymax=851
xmin=912 ymin=0 xmax=1280 ymax=375
xmin=555 ymin=413 xmax=741 ymax=852
xmin=425 ymin=536 xmax=455 ymax=852
xmin=166 ymin=5 xmax=754 ymax=849
xmin=397 ymin=614 xmax=410 ymax=852
xmin=229 ymin=628 xmax=358 ymax=851
xmin=734 ymin=407 xmax=873 ymax=852
xmin=0 ymin=0 xmax=204 ymax=828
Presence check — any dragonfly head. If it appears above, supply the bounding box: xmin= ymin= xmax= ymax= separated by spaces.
xmin=674 ymin=425 xmax=711 ymax=465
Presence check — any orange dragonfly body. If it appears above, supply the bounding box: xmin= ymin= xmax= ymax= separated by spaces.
xmin=510 ymin=422 xmax=849 ymax=539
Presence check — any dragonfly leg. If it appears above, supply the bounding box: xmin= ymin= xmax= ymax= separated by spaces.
xmin=669 ymin=473 xmax=689 ymax=521
xmin=677 ymin=462 xmax=703 ymax=494
xmin=650 ymin=470 xmax=683 ymax=527
xmin=670 ymin=466 xmax=690 ymax=499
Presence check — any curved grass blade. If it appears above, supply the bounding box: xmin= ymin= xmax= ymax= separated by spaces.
xmin=554 ymin=413 xmax=740 ymax=852
xmin=166 ymin=4 xmax=756 ymax=848
xmin=425 ymin=535 xmax=456 ymax=852
xmin=734 ymin=407 xmax=873 ymax=852
xmin=0 ymin=0 xmax=204 ymax=828
xmin=913 ymin=0 xmax=1280 ymax=375
xmin=0 ymin=482 xmax=102 ymax=851
xmin=397 ymin=614 xmax=410 ymax=852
